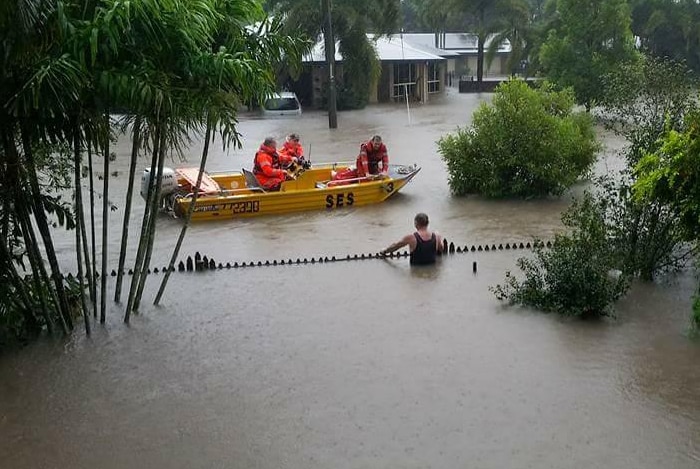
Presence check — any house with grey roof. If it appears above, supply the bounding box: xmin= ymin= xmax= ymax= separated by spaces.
xmin=400 ymin=33 xmax=512 ymax=81
xmin=290 ymin=31 xmax=513 ymax=108
xmin=295 ymin=34 xmax=447 ymax=108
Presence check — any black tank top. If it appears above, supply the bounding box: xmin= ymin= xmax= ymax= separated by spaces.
xmin=410 ymin=232 xmax=437 ymax=266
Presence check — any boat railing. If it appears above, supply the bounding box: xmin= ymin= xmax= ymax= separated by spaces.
xmin=321 ymin=175 xmax=387 ymax=187
xmin=181 ymin=187 xmax=265 ymax=198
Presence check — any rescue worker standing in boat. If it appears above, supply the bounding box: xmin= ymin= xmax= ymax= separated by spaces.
xmin=379 ymin=213 xmax=443 ymax=266
xmin=357 ymin=135 xmax=389 ymax=178
xmin=253 ymin=137 xmax=294 ymax=191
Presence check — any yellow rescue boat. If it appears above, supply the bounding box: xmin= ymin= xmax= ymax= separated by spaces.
xmin=156 ymin=162 xmax=420 ymax=221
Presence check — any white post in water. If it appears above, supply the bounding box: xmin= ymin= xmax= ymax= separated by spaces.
xmin=400 ymin=29 xmax=411 ymax=125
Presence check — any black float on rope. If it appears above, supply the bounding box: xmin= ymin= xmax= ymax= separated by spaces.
xmin=154 ymin=267 xmax=159 ymax=274
xmin=210 ymin=259 xmax=216 ymax=269
xmin=111 ymin=270 xmax=117 ymax=277
xmin=473 ymin=261 xmax=477 ymax=273
xmin=449 ymin=242 xmax=455 ymax=254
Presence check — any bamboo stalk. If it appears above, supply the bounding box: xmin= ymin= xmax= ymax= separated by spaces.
xmin=0 ymin=231 xmax=49 ymax=334
xmin=19 ymin=122 xmax=73 ymax=330
xmin=100 ymin=111 xmax=110 ymax=323
xmin=74 ymin=123 xmax=91 ymax=335
xmin=80 ymin=202 xmax=94 ymax=310
xmin=18 ymin=204 xmax=67 ymax=335
xmin=155 ymin=121 xmax=212 ymax=305
xmin=125 ymin=123 xmax=161 ymax=323
xmin=134 ymin=127 xmax=167 ymax=310
xmin=87 ymin=134 xmax=97 ymax=318
xmin=115 ymin=117 xmax=142 ymax=303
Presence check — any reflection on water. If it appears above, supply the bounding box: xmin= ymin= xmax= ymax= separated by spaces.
xmin=1 ymin=90 xmax=699 ymax=469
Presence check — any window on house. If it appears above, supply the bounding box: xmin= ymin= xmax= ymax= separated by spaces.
xmin=393 ymin=63 xmax=417 ymax=99
xmin=428 ymin=62 xmax=440 ymax=94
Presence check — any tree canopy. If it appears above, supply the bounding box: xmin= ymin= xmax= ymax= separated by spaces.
xmin=539 ymin=0 xmax=639 ymax=109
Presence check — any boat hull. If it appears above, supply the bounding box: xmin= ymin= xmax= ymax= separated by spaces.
xmin=172 ymin=164 xmax=420 ymax=221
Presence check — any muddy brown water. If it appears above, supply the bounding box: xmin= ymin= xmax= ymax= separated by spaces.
xmin=1 ymin=90 xmax=699 ymax=468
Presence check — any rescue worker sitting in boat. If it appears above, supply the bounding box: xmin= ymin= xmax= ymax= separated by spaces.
xmin=357 ymin=135 xmax=388 ymax=179
xmin=253 ymin=137 xmax=295 ymax=191
xmin=279 ymin=133 xmax=311 ymax=170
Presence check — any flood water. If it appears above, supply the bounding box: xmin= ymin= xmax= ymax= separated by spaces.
xmin=1 ymin=89 xmax=699 ymax=468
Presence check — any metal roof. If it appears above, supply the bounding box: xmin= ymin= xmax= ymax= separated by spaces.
xmin=303 ymin=34 xmax=446 ymax=63
xmin=400 ymin=33 xmax=511 ymax=54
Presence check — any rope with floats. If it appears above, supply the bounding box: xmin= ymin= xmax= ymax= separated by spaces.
xmin=57 ymin=238 xmax=554 ymax=280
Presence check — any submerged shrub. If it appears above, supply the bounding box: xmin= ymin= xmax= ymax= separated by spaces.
xmin=438 ymin=79 xmax=599 ymax=198
xmin=492 ymin=192 xmax=629 ymax=317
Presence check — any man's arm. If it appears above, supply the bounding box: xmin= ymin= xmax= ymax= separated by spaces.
xmin=358 ymin=145 xmax=369 ymax=175
xmin=380 ymin=234 xmax=413 ymax=255
xmin=435 ymin=232 xmax=444 ymax=253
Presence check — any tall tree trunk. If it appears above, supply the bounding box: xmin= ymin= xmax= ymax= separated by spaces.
xmin=323 ymin=0 xmax=338 ymax=129
xmin=19 ymin=123 xmax=73 ymax=330
xmin=477 ymin=35 xmax=485 ymax=84
xmin=100 ymin=112 xmax=110 ymax=323
xmin=125 ymin=124 xmax=161 ymax=323
xmin=73 ymin=122 xmax=91 ymax=335
xmin=134 ymin=127 xmax=167 ymax=310
xmin=115 ymin=117 xmax=142 ymax=303
xmin=87 ymin=134 xmax=97 ymax=318
xmin=477 ymin=7 xmax=485 ymax=85
xmin=155 ymin=121 xmax=212 ymax=305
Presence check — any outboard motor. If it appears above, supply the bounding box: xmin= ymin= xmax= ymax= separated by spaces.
xmin=140 ymin=167 xmax=177 ymax=201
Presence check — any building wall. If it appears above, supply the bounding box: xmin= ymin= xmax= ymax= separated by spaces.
xmin=301 ymin=59 xmax=446 ymax=108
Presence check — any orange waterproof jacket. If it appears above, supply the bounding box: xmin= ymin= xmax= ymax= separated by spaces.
xmin=253 ymin=144 xmax=286 ymax=188
xmin=279 ymin=141 xmax=304 ymax=162
xmin=357 ymin=140 xmax=388 ymax=176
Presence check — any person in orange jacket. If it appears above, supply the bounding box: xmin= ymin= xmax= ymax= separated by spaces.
xmin=253 ymin=137 xmax=293 ymax=191
xmin=356 ymin=135 xmax=388 ymax=178
xmin=278 ymin=133 xmax=307 ymax=168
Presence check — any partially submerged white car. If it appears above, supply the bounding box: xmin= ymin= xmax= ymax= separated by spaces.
xmin=261 ymin=92 xmax=302 ymax=117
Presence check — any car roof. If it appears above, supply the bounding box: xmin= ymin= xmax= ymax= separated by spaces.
xmin=268 ymin=92 xmax=298 ymax=99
